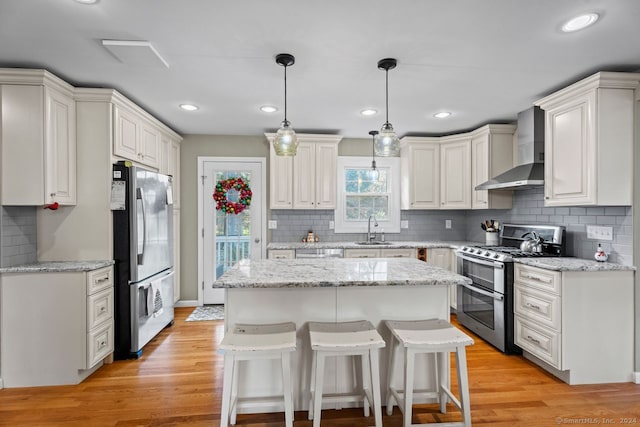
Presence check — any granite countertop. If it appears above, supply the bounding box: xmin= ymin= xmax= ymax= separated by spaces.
xmin=0 ymin=260 xmax=114 ymax=273
xmin=214 ymin=257 xmax=472 ymax=289
xmin=267 ymin=240 xmax=478 ymax=250
xmin=514 ymin=257 xmax=636 ymax=272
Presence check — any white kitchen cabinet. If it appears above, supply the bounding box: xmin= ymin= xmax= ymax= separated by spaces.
xmin=114 ymin=104 xmax=161 ymax=169
xmin=160 ymin=133 xmax=181 ymax=209
xmin=268 ymin=249 xmax=295 ymax=259
xmin=344 ymin=248 xmax=416 ymax=258
xmin=440 ymin=137 xmax=471 ymax=209
xmin=173 ymin=209 xmax=181 ymax=302
xmin=471 ymin=125 xmax=515 ymax=209
xmin=535 ymin=72 xmax=640 ymax=206
xmin=0 ymin=265 xmax=114 ymax=387
xmin=266 ymin=133 xmax=342 ymax=210
xmin=400 ymin=138 xmax=440 ymax=209
xmin=514 ymin=263 xmax=634 ymax=384
xmin=0 ymin=70 xmax=76 ymax=206
xmin=427 ymin=248 xmax=457 ymax=309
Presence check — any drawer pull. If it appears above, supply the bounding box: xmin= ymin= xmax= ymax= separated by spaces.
xmin=100 ymin=306 xmax=107 ymax=312
xmin=99 ymin=340 xmax=107 ymax=349
xmin=526 ymin=335 xmax=541 ymax=345
xmin=95 ymin=277 xmax=110 ymax=284
xmin=522 ymin=273 xmax=552 ymax=284
xmin=525 ymin=302 xmax=541 ymax=311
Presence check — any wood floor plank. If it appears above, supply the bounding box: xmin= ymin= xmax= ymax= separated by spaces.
xmin=0 ymin=307 xmax=638 ymax=426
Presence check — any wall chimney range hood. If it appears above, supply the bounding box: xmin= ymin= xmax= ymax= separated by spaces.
xmin=475 ymin=106 xmax=545 ymax=191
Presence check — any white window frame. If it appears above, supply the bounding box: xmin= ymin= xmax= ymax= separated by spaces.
xmin=334 ymin=156 xmax=401 ymax=233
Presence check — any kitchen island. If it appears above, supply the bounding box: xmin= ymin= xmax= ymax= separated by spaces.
xmin=214 ymin=257 xmax=472 ymax=413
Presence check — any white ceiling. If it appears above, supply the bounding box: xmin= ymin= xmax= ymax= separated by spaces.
xmin=1 ymin=0 xmax=639 ymax=139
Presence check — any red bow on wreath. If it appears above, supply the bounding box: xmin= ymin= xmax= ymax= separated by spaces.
xmin=213 ymin=177 xmax=252 ymax=214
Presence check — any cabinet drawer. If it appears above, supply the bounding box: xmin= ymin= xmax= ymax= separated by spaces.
xmin=87 ymin=288 xmax=114 ymax=330
xmin=268 ymin=249 xmax=295 ymax=259
xmin=515 ymin=264 xmax=561 ymax=294
xmin=515 ymin=315 xmax=560 ymax=369
xmin=514 ymin=285 xmax=561 ymax=331
xmin=344 ymin=249 xmax=380 ymax=258
xmin=87 ymin=266 xmax=113 ymax=294
xmin=87 ymin=322 xmax=114 ymax=368
xmin=380 ymin=248 xmax=416 ymax=258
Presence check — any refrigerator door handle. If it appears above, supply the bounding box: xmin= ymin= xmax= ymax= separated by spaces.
xmin=136 ymin=187 xmax=147 ymax=265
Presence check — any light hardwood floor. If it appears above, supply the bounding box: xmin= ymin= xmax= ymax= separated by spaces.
xmin=1 ymin=307 xmax=638 ymax=426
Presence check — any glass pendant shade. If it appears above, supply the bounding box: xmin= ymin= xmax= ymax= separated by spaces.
xmin=374 ymin=123 xmax=400 ymax=157
xmin=273 ymin=120 xmax=298 ymax=156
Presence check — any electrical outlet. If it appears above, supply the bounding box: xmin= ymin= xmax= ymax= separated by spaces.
xmin=329 ymin=221 xmax=335 ymax=230
xmin=445 ymin=220 xmax=452 ymax=229
xmin=401 ymin=220 xmax=409 ymax=229
xmin=268 ymin=220 xmax=277 ymax=229
xmin=586 ymin=225 xmax=613 ymax=241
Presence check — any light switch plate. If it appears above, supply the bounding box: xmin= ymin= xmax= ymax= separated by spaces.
xmin=268 ymin=220 xmax=277 ymax=229
xmin=329 ymin=221 xmax=335 ymax=230
xmin=401 ymin=220 xmax=409 ymax=229
xmin=586 ymin=225 xmax=613 ymax=241
xmin=445 ymin=220 xmax=452 ymax=229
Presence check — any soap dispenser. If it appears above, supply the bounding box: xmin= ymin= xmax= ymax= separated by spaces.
xmin=594 ymin=243 xmax=608 ymax=262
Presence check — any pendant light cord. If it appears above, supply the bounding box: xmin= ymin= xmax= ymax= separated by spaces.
xmin=385 ymin=68 xmax=390 ymax=126
xmin=283 ymin=64 xmax=288 ymax=123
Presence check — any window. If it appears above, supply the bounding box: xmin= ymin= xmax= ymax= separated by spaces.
xmin=334 ymin=156 xmax=400 ymax=233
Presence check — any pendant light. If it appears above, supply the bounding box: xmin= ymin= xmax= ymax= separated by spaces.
xmin=374 ymin=58 xmax=400 ymax=157
xmin=273 ymin=53 xmax=298 ymax=156
xmin=369 ymin=130 xmax=379 ymax=181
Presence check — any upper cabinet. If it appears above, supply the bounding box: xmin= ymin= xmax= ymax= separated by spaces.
xmin=160 ymin=132 xmax=181 ymax=209
xmin=536 ymin=72 xmax=640 ymax=206
xmin=0 ymin=69 xmax=76 ymax=206
xmin=400 ymin=138 xmax=440 ymax=209
xmin=114 ymin=104 xmax=161 ymax=169
xmin=471 ymin=125 xmax=516 ymax=209
xmin=266 ymin=133 xmax=342 ymax=209
xmin=440 ymin=136 xmax=472 ymax=209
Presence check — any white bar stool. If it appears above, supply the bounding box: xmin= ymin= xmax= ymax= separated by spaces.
xmin=218 ymin=322 xmax=297 ymax=427
xmin=384 ymin=319 xmax=474 ymax=427
xmin=308 ymin=320 xmax=386 ymax=427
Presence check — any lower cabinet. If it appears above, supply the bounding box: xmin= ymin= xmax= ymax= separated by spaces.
xmin=514 ymin=263 xmax=634 ymax=384
xmin=427 ymin=248 xmax=457 ymax=309
xmin=268 ymin=249 xmax=295 ymax=259
xmin=0 ymin=265 xmax=114 ymax=387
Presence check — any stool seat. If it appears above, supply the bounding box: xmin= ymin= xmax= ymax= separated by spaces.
xmin=385 ymin=319 xmax=474 ymax=427
xmin=219 ymin=322 xmax=297 ymax=427
xmin=386 ymin=319 xmax=474 ymax=348
xmin=309 ymin=320 xmax=386 ymax=350
xmin=308 ymin=320 xmax=385 ymax=427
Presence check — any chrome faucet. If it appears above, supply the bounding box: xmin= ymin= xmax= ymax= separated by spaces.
xmin=367 ymin=215 xmax=379 ymax=242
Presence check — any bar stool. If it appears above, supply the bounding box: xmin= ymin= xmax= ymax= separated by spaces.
xmin=384 ymin=319 xmax=474 ymax=427
xmin=218 ymin=322 xmax=297 ymax=427
xmin=307 ymin=320 xmax=386 ymax=427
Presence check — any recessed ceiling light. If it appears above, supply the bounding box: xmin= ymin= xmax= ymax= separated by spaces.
xmin=179 ymin=104 xmax=199 ymax=111
xmin=561 ymin=13 xmax=599 ymax=32
xmin=74 ymin=0 xmax=98 ymax=4
xmin=360 ymin=109 xmax=378 ymax=116
xmin=433 ymin=111 xmax=452 ymax=119
xmin=260 ymin=105 xmax=278 ymax=113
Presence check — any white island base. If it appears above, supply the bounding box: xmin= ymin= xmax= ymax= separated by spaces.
xmin=224 ymin=284 xmax=452 ymax=413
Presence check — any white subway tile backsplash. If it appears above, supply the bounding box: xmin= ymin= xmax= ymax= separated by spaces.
xmin=1 ymin=206 xmax=37 ymax=268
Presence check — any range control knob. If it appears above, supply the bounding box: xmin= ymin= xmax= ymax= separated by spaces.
xmin=484 ymin=251 xmax=491 ymax=256
xmin=493 ymin=254 xmax=500 ymax=259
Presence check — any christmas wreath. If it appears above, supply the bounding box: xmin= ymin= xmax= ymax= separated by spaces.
xmin=213 ymin=177 xmax=252 ymax=214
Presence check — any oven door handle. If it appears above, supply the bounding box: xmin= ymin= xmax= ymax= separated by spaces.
xmin=457 ymin=253 xmax=504 ymax=269
xmin=461 ymin=283 xmax=504 ymax=301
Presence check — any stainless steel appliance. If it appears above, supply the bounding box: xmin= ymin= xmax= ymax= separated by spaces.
xmin=112 ymin=163 xmax=175 ymax=359
xmin=295 ymin=248 xmax=344 ymax=258
xmin=456 ymin=224 xmax=565 ymax=354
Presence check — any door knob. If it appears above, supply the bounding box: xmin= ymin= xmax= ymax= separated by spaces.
xmin=254 ymin=238 xmax=260 ymax=243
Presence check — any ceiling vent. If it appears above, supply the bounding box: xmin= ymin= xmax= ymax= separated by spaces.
xmin=101 ymin=40 xmax=169 ymax=68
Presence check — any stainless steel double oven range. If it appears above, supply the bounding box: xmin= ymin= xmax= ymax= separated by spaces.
xmin=456 ymin=224 xmax=566 ymax=354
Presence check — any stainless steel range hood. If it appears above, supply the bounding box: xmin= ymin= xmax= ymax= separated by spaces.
xmin=475 ymin=106 xmax=545 ymax=190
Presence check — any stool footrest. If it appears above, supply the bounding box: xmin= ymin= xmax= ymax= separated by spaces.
xmin=389 ymin=387 xmax=441 ymax=411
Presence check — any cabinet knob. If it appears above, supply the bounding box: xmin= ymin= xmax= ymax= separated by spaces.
xmin=545 ymin=196 xmax=550 ymax=200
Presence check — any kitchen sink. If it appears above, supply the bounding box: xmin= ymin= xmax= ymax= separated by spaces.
xmin=355 ymin=241 xmax=393 ymax=246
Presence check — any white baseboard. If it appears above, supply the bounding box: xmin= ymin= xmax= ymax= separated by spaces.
xmin=175 ymin=300 xmax=199 ymax=307
xmin=0 ymin=378 xmax=3 ymax=389
xmin=634 ymin=372 xmax=640 ymax=384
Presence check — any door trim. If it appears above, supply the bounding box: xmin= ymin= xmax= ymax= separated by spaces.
xmin=197 ymin=157 xmax=266 ymax=306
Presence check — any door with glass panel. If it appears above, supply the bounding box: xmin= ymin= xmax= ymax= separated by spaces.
xmin=202 ymin=159 xmax=264 ymax=304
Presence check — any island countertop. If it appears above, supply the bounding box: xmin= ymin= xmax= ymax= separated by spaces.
xmin=214 ymin=257 xmax=471 ymax=289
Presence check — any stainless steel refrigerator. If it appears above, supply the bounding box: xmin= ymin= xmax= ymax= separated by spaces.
xmin=112 ymin=162 xmax=174 ymax=359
